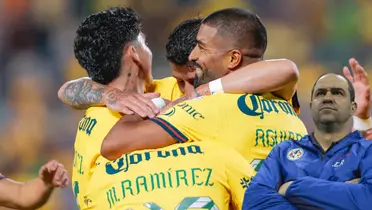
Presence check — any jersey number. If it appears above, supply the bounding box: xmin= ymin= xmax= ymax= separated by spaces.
xmin=144 ymin=197 xmax=218 ymax=210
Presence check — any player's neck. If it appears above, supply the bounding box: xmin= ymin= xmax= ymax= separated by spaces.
xmin=313 ymin=119 xmax=353 ymax=151
xmin=109 ymin=64 xmax=145 ymax=94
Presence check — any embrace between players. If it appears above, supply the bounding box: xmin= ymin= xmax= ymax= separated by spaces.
xmin=58 ymin=7 xmax=372 ymax=210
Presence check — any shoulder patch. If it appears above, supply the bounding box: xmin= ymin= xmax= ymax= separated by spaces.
xmin=287 ymin=148 xmax=304 ymax=161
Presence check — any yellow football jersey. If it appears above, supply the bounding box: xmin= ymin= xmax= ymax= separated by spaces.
xmin=84 ymin=141 xmax=253 ymax=210
xmin=73 ymin=77 xmax=183 ymax=209
xmin=147 ymin=77 xmax=183 ymax=101
xmin=72 ymin=107 xmax=122 ymax=208
xmin=152 ymin=93 xmax=308 ymax=173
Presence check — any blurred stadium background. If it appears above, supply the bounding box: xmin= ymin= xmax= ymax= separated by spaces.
xmin=0 ymin=0 xmax=372 ymax=209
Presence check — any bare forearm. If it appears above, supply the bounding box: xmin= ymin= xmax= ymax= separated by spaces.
xmin=0 ymin=178 xmax=53 ymax=209
xmin=102 ymin=117 xmax=176 ymax=160
xmin=57 ymin=77 xmax=107 ymax=109
xmin=19 ymin=178 xmax=54 ymax=209
xmin=221 ymin=59 xmax=299 ymax=100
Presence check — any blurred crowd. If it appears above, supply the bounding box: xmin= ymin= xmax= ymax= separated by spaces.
xmin=1 ymin=0 xmax=372 ymax=209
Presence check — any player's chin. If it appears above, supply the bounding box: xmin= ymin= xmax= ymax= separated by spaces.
xmin=319 ymin=115 xmax=337 ymax=124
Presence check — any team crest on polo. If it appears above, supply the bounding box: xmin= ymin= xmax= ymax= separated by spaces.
xmin=287 ymin=148 xmax=304 ymax=161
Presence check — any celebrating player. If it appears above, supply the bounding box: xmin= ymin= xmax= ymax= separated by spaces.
xmin=66 ymin=7 xmax=305 ymax=209
xmin=101 ymin=8 xmax=307 ymax=173
xmin=68 ymin=8 xmax=261 ymax=209
xmin=0 ymin=160 xmax=68 ymax=209
xmin=243 ymin=73 xmax=372 ymax=210
xmin=87 ymin=142 xmax=253 ymax=209
xmin=69 ymin=7 xmax=158 ymax=209
xmin=58 ymin=21 xmax=301 ymax=117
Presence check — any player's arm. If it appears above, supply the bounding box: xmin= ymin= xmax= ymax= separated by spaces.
xmin=57 ymin=77 xmax=159 ymax=117
xmin=101 ymin=114 xmax=177 ymax=160
xmin=243 ymin=144 xmax=297 ymax=210
xmin=196 ymin=59 xmax=299 ymax=100
xmin=102 ymin=97 xmax=218 ymax=160
xmin=0 ymin=160 xmax=68 ymax=209
xmin=284 ymin=145 xmax=372 ymax=210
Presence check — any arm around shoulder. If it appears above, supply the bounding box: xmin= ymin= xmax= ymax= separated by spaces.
xmin=101 ymin=114 xmax=177 ymax=160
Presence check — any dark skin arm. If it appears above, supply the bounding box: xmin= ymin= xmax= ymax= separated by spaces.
xmin=101 ymin=114 xmax=176 ymax=160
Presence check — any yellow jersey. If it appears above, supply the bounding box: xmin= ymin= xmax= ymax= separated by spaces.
xmin=84 ymin=141 xmax=253 ymax=210
xmin=152 ymin=93 xmax=308 ymax=172
xmin=147 ymin=77 xmax=183 ymax=101
xmin=72 ymin=107 xmax=122 ymax=208
xmin=72 ymin=77 xmax=183 ymax=209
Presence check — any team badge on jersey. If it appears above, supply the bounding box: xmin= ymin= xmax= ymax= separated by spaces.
xmin=287 ymin=148 xmax=304 ymax=161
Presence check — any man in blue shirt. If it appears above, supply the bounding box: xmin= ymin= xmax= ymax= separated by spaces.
xmin=243 ymin=73 xmax=372 ymax=210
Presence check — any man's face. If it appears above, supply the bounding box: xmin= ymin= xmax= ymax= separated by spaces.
xmin=310 ymin=74 xmax=356 ymax=125
xmin=188 ymin=24 xmax=234 ymax=87
xmin=170 ymin=62 xmax=195 ymax=94
xmin=137 ymin=33 xmax=153 ymax=83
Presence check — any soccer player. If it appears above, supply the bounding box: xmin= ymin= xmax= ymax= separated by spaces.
xmin=86 ymin=141 xmax=254 ymax=209
xmin=243 ymin=73 xmax=372 ymax=210
xmin=67 ymin=9 xmax=304 ymax=209
xmin=101 ymin=8 xmax=308 ymax=174
xmin=58 ymin=20 xmax=301 ymax=117
xmin=70 ymin=7 xmax=156 ymax=209
xmin=0 ymin=160 xmax=68 ymax=209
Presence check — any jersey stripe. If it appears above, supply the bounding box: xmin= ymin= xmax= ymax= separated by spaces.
xmin=149 ymin=117 xmax=188 ymax=142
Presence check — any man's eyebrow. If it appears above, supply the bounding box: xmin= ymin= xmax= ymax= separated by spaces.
xmin=196 ymin=39 xmax=205 ymax=46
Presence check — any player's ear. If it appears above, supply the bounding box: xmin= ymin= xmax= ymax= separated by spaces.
xmin=227 ymin=50 xmax=242 ymax=70
xmin=128 ymin=45 xmax=141 ymax=65
xmin=351 ymin=101 xmax=357 ymax=115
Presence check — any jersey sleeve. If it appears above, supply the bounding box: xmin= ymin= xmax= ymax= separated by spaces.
xmin=151 ymin=96 xmax=219 ymax=143
xmin=147 ymin=77 xmax=181 ymax=101
xmin=225 ymin=149 xmax=255 ymax=210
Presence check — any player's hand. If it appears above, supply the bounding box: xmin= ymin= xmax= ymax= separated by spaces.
xmin=185 ymin=84 xmax=211 ymax=99
xmin=343 ymin=58 xmax=371 ymax=119
xmin=103 ymin=88 xmax=160 ymax=118
xmin=345 ymin=178 xmax=360 ymax=184
xmin=278 ymin=181 xmax=293 ymax=196
xmin=39 ymin=160 xmax=69 ymax=188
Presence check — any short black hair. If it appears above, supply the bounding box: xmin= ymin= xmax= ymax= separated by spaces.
xmin=74 ymin=7 xmax=141 ymax=84
xmin=311 ymin=73 xmax=355 ymax=102
xmin=202 ymin=8 xmax=267 ymax=58
xmin=166 ymin=18 xmax=202 ymax=65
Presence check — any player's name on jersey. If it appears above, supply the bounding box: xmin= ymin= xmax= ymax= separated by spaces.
xmin=238 ymin=94 xmax=297 ymax=119
xmin=105 ymin=167 xmax=214 ymax=209
xmin=106 ymin=145 xmax=203 ymax=174
xmin=78 ymin=115 xmax=97 ymax=136
xmin=255 ymin=128 xmax=304 ymax=148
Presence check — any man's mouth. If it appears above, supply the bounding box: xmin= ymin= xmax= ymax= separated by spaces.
xmin=319 ymin=107 xmax=337 ymax=111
